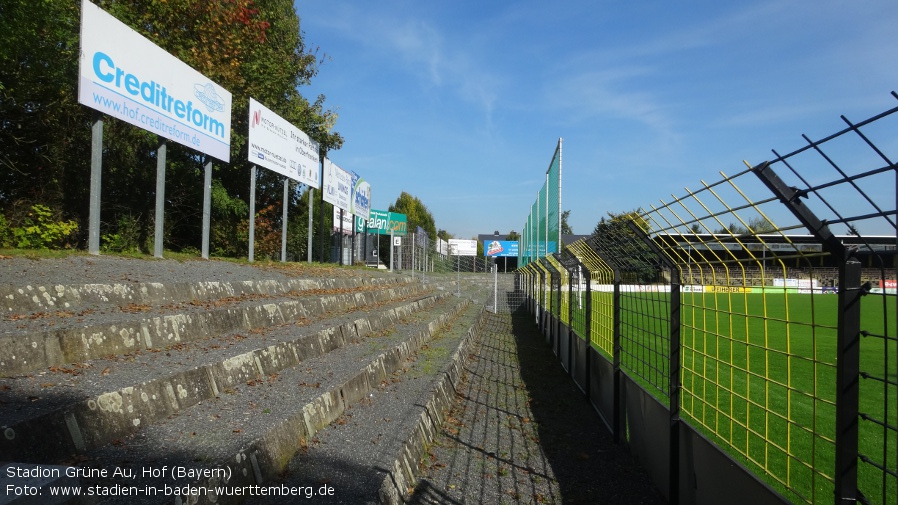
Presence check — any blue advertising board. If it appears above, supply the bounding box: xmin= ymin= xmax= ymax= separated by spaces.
xmin=484 ymin=240 xmax=519 ymax=257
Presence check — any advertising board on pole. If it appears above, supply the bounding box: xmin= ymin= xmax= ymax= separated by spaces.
xmin=332 ymin=207 xmax=354 ymax=235
xmin=247 ymin=98 xmax=320 ymax=187
xmin=484 ymin=240 xmax=519 ymax=257
xmin=78 ymin=0 xmax=232 ymax=162
xmin=356 ymin=210 xmax=407 ymax=236
xmin=448 ymin=239 xmax=478 ymax=256
xmin=323 ymin=158 xmax=352 ymax=211
xmin=351 ymin=173 xmax=371 ymax=221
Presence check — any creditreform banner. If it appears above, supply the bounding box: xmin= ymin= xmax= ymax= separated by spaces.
xmin=248 ymin=98 xmax=320 ymax=188
xmin=78 ymin=0 xmax=232 ymax=162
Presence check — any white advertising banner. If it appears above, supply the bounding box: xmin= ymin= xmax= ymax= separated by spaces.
xmin=323 ymin=158 xmax=352 ymax=211
xmin=448 ymin=239 xmax=478 ymax=256
xmin=248 ymin=98 xmax=320 ymax=187
xmin=332 ymin=206 xmax=354 ymax=235
xmin=78 ymin=0 xmax=232 ymax=162
xmin=351 ymin=174 xmax=371 ymax=221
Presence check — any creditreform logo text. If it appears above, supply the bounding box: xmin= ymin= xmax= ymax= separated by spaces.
xmin=92 ymin=51 xmax=226 ymax=140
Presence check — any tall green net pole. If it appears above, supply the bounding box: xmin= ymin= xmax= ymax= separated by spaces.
xmin=518 ymin=138 xmax=562 ymax=267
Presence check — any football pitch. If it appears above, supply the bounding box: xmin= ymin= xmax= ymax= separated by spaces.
xmin=563 ymin=290 xmax=897 ymax=503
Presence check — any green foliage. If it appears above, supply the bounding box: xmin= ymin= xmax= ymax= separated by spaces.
xmin=0 ymin=0 xmax=342 ymax=258
xmin=592 ymin=210 xmax=658 ymax=283
xmin=388 ymin=192 xmax=436 ymax=243
xmin=12 ymin=205 xmax=78 ymax=249
xmin=561 ymin=210 xmax=573 ymax=235
xmin=0 ymin=214 xmax=13 ymax=248
xmin=210 ymin=179 xmax=249 ymax=257
xmin=101 ymin=214 xmax=144 ymax=253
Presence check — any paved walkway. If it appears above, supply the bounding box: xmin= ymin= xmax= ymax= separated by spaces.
xmin=409 ymin=309 xmax=665 ymax=505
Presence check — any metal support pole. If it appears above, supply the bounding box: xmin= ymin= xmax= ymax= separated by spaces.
xmin=201 ymin=160 xmax=212 ymax=259
xmin=835 ymin=258 xmax=863 ymax=504
xmin=668 ymin=276 xmax=682 ymax=505
xmin=567 ymin=266 xmax=574 ymax=374
xmin=584 ymin=266 xmax=592 ymax=400
xmin=248 ymin=165 xmax=256 ymax=263
xmin=339 ymin=208 xmax=344 ymax=266
xmin=88 ymin=112 xmax=103 ymax=255
xmin=493 ymin=263 xmax=498 ymax=312
xmin=281 ymin=178 xmax=288 ymax=262
xmin=749 ymin=159 xmax=867 ymax=502
xmin=154 ymin=140 xmax=166 ymax=258
xmin=609 ymin=265 xmax=622 ymax=441
xmin=307 ymin=188 xmax=314 ymax=263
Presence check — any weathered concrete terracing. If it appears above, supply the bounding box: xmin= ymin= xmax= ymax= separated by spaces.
xmin=0 ymin=294 xmax=455 ymax=464
xmin=0 ymin=276 xmax=423 ymax=376
xmin=0 ymin=262 xmax=491 ymax=504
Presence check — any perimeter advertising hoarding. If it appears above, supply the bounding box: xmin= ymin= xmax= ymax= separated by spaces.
xmin=323 ymin=158 xmax=352 ymax=211
xmin=351 ymin=173 xmax=371 ymax=221
xmin=248 ymin=98 xmax=320 ymax=187
xmin=448 ymin=239 xmax=477 ymax=256
xmin=332 ymin=207 xmax=354 ymax=235
xmin=355 ymin=210 xmax=407 ymax=236
xmin=78 ymin=0 xmax=232 ymax=162
xmin=484 ymin=240 xmax=519 ymax=257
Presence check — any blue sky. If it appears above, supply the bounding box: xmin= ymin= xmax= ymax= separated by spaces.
xmin=295 ymin=1 xmax=898 ymax=240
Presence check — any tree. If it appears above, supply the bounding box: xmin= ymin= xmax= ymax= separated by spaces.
xmin=0 ymin=0 xmax=342 ymax=255
xmin=388 ymin=192 xmax=436 ymax=243
xmin=506 ymin=230 xmax=520 ymax=241
xmin=592 ymin=210 xmax=656 ymax=283
xmin=561 ymin=210 xmax=573 ymax=235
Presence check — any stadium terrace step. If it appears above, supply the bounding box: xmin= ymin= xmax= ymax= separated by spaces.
xmin=0 ymin=291 xmax=449 ymax=464
xmin=32 ymin=292 xmax=482 ymax=504
xmin=0 ymin=277 xmax=426 ymax=376
xmin=0 ymin=276 xmax=410 ymax=314
xmin=245 ymin=300 xmax=488 ymax=505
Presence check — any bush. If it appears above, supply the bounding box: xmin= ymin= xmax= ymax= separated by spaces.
xmin=101 ymin=214 xmax=144 ymax=253
xmin=0 ymin=214 xmax=13 ymax=248
xmin=12 ymin=205 xmax=79 ymax=249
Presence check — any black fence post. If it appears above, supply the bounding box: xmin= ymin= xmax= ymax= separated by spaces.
xmin=835 ymin=258 xmax=863 ymax=504
xmin=750 ymin=160 xmax=863 ymax=504
xmin=612 ymin=265 xmax=622 ymax=444
xmin=628 ymin=220 xmax=681 ymax=505
xmin=584 ymin=263 xmax=593 ymax=400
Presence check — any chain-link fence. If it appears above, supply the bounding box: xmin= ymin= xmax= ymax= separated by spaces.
xmin=518 ymin=93 xmax=898 ymax=505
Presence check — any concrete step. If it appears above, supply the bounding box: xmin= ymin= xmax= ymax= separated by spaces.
xmin=0 ymin=276 xmax=411 ymax=315
xmin=0 ymin=292 xmax=449 ymax=464
xmin=0 ymin=277 xmax=427 ymax=376
xmin=246 ymin=300 xmax=488 ymax=505
xmin=46 ymin=292 xmax=481 ymax=504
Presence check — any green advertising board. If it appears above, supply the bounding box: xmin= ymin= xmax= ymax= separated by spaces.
xmin=355 ymin=209 xmax=407 ymax=236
